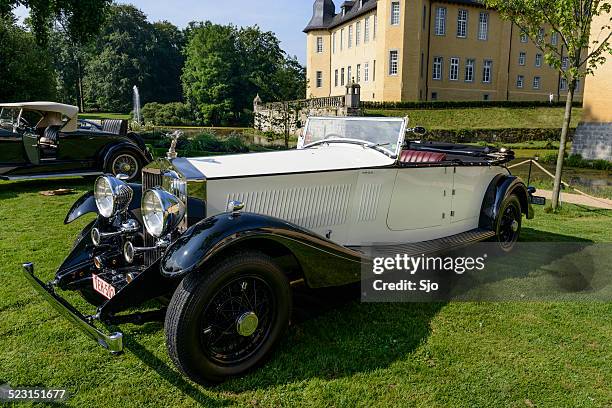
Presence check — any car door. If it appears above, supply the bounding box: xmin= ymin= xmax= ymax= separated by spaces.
xmin=0 ymin=128 xmax=29 ymax=173
xmin=386 ymin=167 xmax=453 ymax=231
xmin=451 ymin=166 xmax=497 ymax=224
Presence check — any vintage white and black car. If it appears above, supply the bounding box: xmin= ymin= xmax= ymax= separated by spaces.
xmin=22 ymin=116 xmax=543 ymax=383
xmin=0 ymin=102 xmax=151 ymax=181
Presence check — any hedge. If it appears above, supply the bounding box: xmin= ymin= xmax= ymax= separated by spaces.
xmin=421 ymin=128 xmax=575 ymax=144
xmin=361 ymin=100 xmax=583 ymax=110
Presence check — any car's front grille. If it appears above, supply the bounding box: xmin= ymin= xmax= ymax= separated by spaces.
xmin=142 ymin=169 xmax=164 ymax=267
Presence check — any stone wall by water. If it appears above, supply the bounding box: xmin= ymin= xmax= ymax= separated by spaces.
xmin=571 ymin=122 xmax=612 ymax=161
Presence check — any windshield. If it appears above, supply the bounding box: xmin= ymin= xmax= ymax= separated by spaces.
xmin=299 ymin=117 xmax=406 ymax=157
xmin=0 ymin=108 xmax=18 ymax=130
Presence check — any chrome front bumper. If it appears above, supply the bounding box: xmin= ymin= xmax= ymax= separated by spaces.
xmin=22 ymin=263 xmax=123 ymax=353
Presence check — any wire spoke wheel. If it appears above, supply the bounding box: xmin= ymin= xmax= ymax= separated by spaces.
xmin=199 ymin=275 xmax=275 ymax=365
xmin=496 ymin=196 xmax=521 ymax=251
xmin=111 ymin=153 xmax=139 ymax=180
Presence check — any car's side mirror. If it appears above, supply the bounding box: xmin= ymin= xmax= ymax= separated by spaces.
xmin=409 ymin=126 xmax=427 ymax=135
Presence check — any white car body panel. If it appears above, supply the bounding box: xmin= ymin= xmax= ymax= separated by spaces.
xmin=200 ymin=143 xmax=507 ymax=246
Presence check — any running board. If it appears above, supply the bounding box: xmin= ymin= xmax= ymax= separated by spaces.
xmin=1 ymin=171 xmax=102 ymax=181
xmin=350 ymin=228 xmax=496 ymax=259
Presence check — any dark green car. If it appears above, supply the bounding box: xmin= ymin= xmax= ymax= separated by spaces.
xmin=0 ymin=102 xmax=152 ymax=181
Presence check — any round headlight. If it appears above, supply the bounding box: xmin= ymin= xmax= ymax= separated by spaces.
xmin=94 ymin=176 xmax=134 ymax=218
xmin=142 ymin=188 xmax=185 ymax=238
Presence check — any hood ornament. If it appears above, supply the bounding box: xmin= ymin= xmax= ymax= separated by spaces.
xmin=166 ymin=130 xmax=184 ymax=160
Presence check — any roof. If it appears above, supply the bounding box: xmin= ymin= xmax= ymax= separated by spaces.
xmin=304 ymin=0 xmax=486 ymax=33
xmin=0 ymin=102 xmax=79 ymax=118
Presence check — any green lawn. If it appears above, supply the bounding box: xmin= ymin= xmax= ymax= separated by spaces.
xmin=366 ymin=107 xmax=583 ymax=130
xmin=80 ymin=112 xmax=131 ymax=120
xmin=0 ymin=178 xmax=610 ymax=407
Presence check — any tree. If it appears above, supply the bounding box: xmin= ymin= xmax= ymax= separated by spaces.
xmin=483 ymin=0 xmax=612 ymax=210
xmin=0 ymin=0 xmax=110 ymax=45
xmin=0 ymin=17 xmax=56 ymax=102
xmin=83 ymin=5 xmax=184 ymax=112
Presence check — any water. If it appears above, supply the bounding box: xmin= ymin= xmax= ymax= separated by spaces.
xmin=133 ymin=85 xmax=142 ymax=124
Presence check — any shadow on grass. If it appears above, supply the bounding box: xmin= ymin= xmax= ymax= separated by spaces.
xmin=520 ymin=227 xmax=594 ymax=243
xmin=0 ymin=178 xmax=91 ymax=199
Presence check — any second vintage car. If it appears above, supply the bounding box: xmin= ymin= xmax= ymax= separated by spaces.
xmin=23 ymin=116 xmax=541 ymax=383
xmin=0 ymin=102 xmax=151 ymax=181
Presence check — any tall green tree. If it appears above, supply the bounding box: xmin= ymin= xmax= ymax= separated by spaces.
xmin=83 ymin=4 xmax=184 ymax=112
xmin=0 ymin=0 xmax=110 ymax=45
xmin=0 ymin=17 xmax=56 ymax=102
xmin=483 ymin=0 xmax=612 ymax=210
xmin=183 ymin=22 xmax=306 ymax=126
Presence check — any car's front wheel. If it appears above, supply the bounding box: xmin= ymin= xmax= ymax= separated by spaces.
xmin=165 ymin=251 xmax=291 ymax=384
xmin=107 ymin=150 xmax=141 ymax=182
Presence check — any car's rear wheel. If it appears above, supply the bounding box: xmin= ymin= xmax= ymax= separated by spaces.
xmin=165 ymin=251 xmax=291 ymax=384
xmin=107 ymin=151 xmax=141 ymax=182
xmin=495 ymin=195 xmax=522 ymax=251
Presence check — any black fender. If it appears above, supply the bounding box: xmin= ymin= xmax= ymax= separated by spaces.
xmin=100 ymin=142 xmax=151 ymax=171
xmin=55 ymin=219 xmax=98 ymax=290
xmin=160 ymin=212 xmax=364 ymax=288
xmin=479 ymin=175 xmax=534 ymax=230
xmin=64 ymin=183 xmax=144 ymax=224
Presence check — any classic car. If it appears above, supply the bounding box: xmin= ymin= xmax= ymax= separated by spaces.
xmin=0 ymin=102 xmax=151 ymax=181
xmin=22 ymin=116 xmax=542 ymax=384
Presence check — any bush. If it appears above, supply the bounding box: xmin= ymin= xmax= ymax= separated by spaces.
xmin=183 ymin=131 xmax=249 ymax=156
xmin=540 ymin=153 xmax=612 ymax=170
xmin=141 ymin=102 xmax=196 ymax=126
xmin=361 ymin=100 xmax=583 ymax=110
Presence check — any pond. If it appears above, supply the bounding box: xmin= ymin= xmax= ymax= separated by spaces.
xmin=509 ymin=159 xmax=612 ymax=200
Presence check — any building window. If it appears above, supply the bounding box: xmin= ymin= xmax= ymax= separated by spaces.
xmin=519 ymin=52 xmax=526 ymax=66
xmin=316 ymin=37 xmax=323 ymax=53
xmin=516 ymin=75 xmax=524 ymax=88
xmin=332 ymin=32 xmax=336 ymax=53
xmin=520 ymin=31 xmax=528 ymax=43
xmin=420 ymin=52 xmax=424 ymax=78
xmin=551 ymin=32 xmax=558 ymax=46
xmin=533 ymin=76 xmax=541 ymax=89
xmin=341 ymin=68 xmax=345 ymax=86
xmin=374 ymin=14 xmax=377 ymax=39
xmin=535 ymin=53 xmax=542 ymax=67
xmin=364 ymin=62 xmax=369 ymax=81
xmin=340 ymin=29 xmax=344 ymax=50
xmin=433 ymin=56 xmax=443 ymax=80
xmin=435 ymin=7 xmax=446 ymax=36
xmin=357 ymin=64 xmax=361 ymax=82
xmin=373 ymin=60 xmax=376 ymax=81
xmin=364 ymin=17 xmax=370 ymax=42
xmin=575 ymin=79 xmax=580 ymax=91
xmin=347 ymin=66 xmax=352 ymax=83
xmin=562 ymin=57 xmax=569 ymax=70
xmin=423 ymin=5 xmax=427 ymax=30
xmin=449 ymin=57 xmax=459 ymax=80
xmin=560 ymin=77 xmax=567 ymax=90
xmin=478 ymin=12 xmax=489 ymax=40
xmin=391 ymin=1 xmax=401 ymax=25
xmin=457 ymin=9 xmax=468 ymax=38
xmin=316 ymin=71 xmax=323 ymax=88
xmin=483 ymin=59 xmax=492 ymax=83
xmin=537 ymin=27 xmax=545 ymax=42
xmin=465 ymin=58 xmax=475 ymax=82
xmin=335 ymin=69 xmax=339 ymax=87
xmin=356 ymin=22 xmax=361 ymax=46
xmin=483 ymin=94 xmax=489 ymax=101
xmin=389 ymin=50 xmax=399 ymax=75
xmin=348 ymin=25 xmax=353 ymax=48
xmin=431 ymin=91 xmax=438 ymax=100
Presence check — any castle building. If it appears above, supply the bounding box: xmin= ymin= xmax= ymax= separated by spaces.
xmin=304 ymin=0 xmax=584 ymax=102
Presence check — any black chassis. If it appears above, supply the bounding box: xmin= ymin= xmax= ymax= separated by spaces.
xmin=22 ymin=160 xmax=534 ymax=354
xmin=0 ymin=122 xmax=152 ymax=180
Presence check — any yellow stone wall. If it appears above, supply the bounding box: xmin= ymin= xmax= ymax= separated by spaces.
xmin=582 ymin=11 xmax=612 ymax=122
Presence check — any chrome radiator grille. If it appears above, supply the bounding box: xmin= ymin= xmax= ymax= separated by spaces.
xmin=142 ymin=169 xmax=164 ymax=266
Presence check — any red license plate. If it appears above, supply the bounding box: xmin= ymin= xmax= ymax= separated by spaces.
xmin=92 ymin=274 xmax=116 ymax=299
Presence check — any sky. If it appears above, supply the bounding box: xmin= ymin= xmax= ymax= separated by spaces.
xmin=14 ymin=0 xmax=316 ymax=63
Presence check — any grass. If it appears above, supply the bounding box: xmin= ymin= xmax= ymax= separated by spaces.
xmin=80 ymin=112 xmax=131 ymax=120
xmin=365 ymin=107 xmax=583 ymax=130
xmin=0 ymin=178 xmax=611 ymax=407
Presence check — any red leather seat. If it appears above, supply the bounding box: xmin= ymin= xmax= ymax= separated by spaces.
xmin=400 ymin=150 xmax=447 ymax=163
